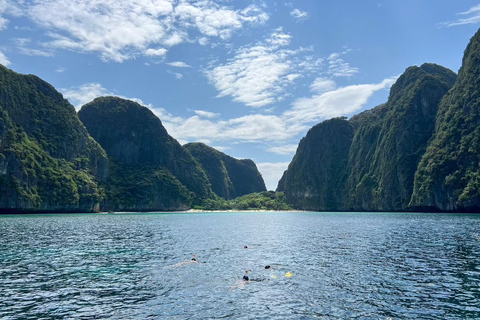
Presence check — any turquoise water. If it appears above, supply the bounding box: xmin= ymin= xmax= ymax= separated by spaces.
xmin=1 ymin=212 xmax=479 ymax=319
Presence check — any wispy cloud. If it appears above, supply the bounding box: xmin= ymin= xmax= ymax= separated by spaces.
xmin=145 ymin=48 xmax=168 ymax=57
xmin=17 ymin=47 xmax=54 ymax=57
xmin=206 ymin=29 xmax=311 ymax=107
xmin=61 ymin=83 xmax=112 ymax=109
xmin=440 ymin=4 xmax=480 ymax=27
xmin=327 ymin=52 xmax=358 ymax=77
xmin=210 ymin=145 xmax=231 ymax=152
xmin=12 ymin=37 xmax=55 ymax=57
xmin=176 ymin=2 xmax=268 ymax=40
xmin=0 ymin=16 xmax=8 ymax=30
xmin=194 ymin=110 xmax=219 ymax=118
xmin=310 ymin=77 xmax=337 ymax=94
xmin=0 ymin=51 xmax=10 ymax=66
xmin=267 ymin=144 xmax=298 ymax=155
xmin=290 ymin=8 xmax=309 ymax=22
xmin=167 ymin=61 xmax=191 ymax=68
xmin=8 ymin=0 xmax=269 ymax=62
xmin=284 ymin=77 xmax=397 ymax=124
xmin=168 ymin=71 xmax=183 ymax=79
xmin=0 ymin=0 xmax=22 ymax=31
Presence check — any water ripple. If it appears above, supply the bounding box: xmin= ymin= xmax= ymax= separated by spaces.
xmin=0 ymin=212 xmax=479 ymax=319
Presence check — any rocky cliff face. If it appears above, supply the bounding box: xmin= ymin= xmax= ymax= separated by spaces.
xmin=280 ymin=63 xmax=457 ymax=211
xmin=345 ymin=64 xmax=457 ymax=211
xmin=411 ymin=29 xmax=480 ymax=211
xmin=184 ymin=143 xmax=266 ymax=199
xmin=282 ymin=118 xmax=354 ymax=211
xmin=0 ymin=65 xmax=107 ymax=213
xmin=78 ymin=97 xmax=213 ymax=211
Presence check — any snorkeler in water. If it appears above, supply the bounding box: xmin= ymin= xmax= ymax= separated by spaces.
xmin=243 ymin=270 xmax=249 ymax=281
xmin=191 ymin=255 xmax=197 ymax=261
xmin=244 ymin=245 xmax=248 ymax=249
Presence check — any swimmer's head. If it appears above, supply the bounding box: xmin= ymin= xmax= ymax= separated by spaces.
xmin=245 ymin=270 xmax=248 ymax=274
xmin=265 ymin=265 xmax=271 ymax=269
xmin=244 ymin=245 xmax=248 ymax=248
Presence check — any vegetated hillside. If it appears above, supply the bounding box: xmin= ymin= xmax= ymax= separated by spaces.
xmin=200 ymin=191 xmax=291 ymax=211
xmin=279 ymin=63 xmax=457 ymax=211
xmin=411 ymin=29 xmax=480 ymax=211
xmin=78 ymin=97 xmax=213 ymax=211
xmin=0 ymin=65 xmax=108 ymax=213
xmin=345 ymin=63 xmax=457 ymax=211
xmin=282 ymin=117 xmax=354 ymax=211
xmin=185 ymin=142 xmax=266 ymax=199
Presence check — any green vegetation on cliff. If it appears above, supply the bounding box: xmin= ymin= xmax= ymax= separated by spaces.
xmin=282 ymin=117 xmax=354 ymax=211
xmin=78 ymin=97 xmax=213 ymax=211
xmin=0 ymin=65 xmax=107 ymax=212
xmin=198 ymin=191 xmax=292 ymax=211
xmin=411 ymin=29 xmax=480 ymax=211
xmin=346 ymin=64 xmax=457 ymax=211
xmin=185 ymin=143 xmax=266 ymax=199
xmin=280 ymin=63 xmax=457 ymax=211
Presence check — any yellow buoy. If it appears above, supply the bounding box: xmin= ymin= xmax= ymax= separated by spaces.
xmin=285 ymin=272 xmax=292 ymax=277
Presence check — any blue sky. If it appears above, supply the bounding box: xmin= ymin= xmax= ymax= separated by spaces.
xmin=0 ymin=0 xmax=479 ymax=190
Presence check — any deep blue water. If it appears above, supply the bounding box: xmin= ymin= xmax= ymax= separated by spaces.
xmin=0 ymin=212 xmax=479 ymax=319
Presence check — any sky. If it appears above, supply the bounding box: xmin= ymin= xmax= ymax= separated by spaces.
xmin=1 ymin=0 xmax=480 ymax=190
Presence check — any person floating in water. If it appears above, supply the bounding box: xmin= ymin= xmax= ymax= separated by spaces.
xmin=165 ymin=255 xmax=199 ymax=268
xmin=244 ymin=245 xmax=248 ymax=249
xmin=243 ymin=270 xmax=249 ymax=281
xmin=265 ymin=265 xmax=271 ymax=269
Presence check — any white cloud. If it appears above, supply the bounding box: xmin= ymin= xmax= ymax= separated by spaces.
xmin=145 ymin=48 xmax=167 ymax=57
xmin=286 ymin=73 xmax=301 ymax=82
xmin=12 ymin=37 xmax=31 ymax=46
xmin=56 ymin=67 xmax=65 ymax=73
xmin=62 ymin=83 xmax=112 ymax=109
xmin=310 ymin=77 xmax=336 ymax=94
xmin=0 ymin=0 xmax=23 ymax=31
xmin=10 ymin=0 xmax=268 ymax=62
xmin=18 ymin=47 xmax=54 ymax=57
xmin=440 ymin=4 xmax=480 ymax=27
xmin=171 ymin=72 xmax=183 ymax=79
xmin=267 ymin=144 xmax=298 ymax=155
xmin=0 ymin=51 xmax=10 ymax=66
xmin=12 ymin=37 xmax=55 ymax=57
xmin=256 ymin=162 xmax=290 ymax=191
xmin=211 ymin=145 xmax=230 ymax=152
xmin=176 ymin=2 xmax=268 ymax=40
xmin=459 ymin=4 xmax=480 ymax=15
xmin=284 ymin=77 xmax=397 ymax=124
xmin=198 ymin=37 xmax=209 ymax=46
xmin=62 ymin=82 xmax=149 ymax=111
xmin=0 ymin=16 xmax=8 ymax=30
xmin=167 ymin=61 xmax=191 ymax=68
xmin=206 ymin=30 xmax=296 ymax=107
xmin=164 ymin=113 xmax=306 ymax=143
xmin=163 ymin=32 xmax=186 ymax=46
xmin=194 ymin=110 xmax=219 ymax=118
xmin=290 ymin=8 xmax=309 ymax=22
xmin=27 ymin=0 xmax=172 ymax=62
xmin=327 ymin=52 xmax=358 ymax=77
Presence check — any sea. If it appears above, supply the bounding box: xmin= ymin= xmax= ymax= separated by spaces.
xmin=1 ymin=211 xmax=479 ymax=319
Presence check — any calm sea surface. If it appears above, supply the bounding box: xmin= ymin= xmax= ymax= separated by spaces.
xmin=0 ymin=212 xmax=479 ymax=319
